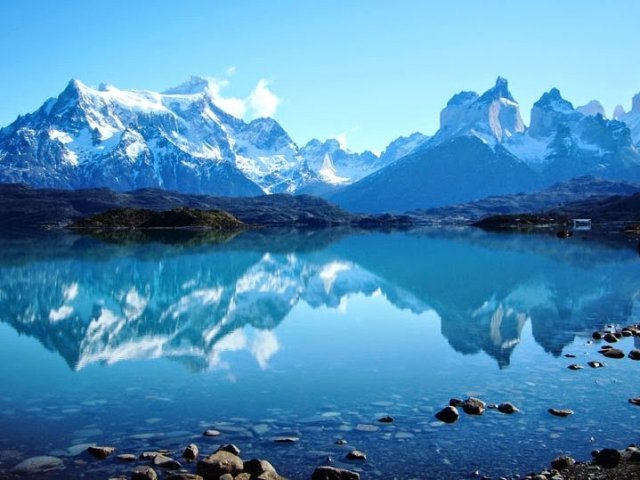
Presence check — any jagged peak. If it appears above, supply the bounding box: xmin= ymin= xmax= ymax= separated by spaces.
xmin=163 ymin=76 xmax=212 ymax=95
xmin=632 ymin=92 xmax=640 ymax=114
xmin=576 ymin=100 xmax=606 ymax=118
xmin=613 ymin=104 xmax=626 ymax=120
xmin=446 ymin=91 xmax=479 ymax=107
xmin=534 ymin=88 xmax=574 ymax=113
xmin=478 ymin=76 xmax=515 ymax=103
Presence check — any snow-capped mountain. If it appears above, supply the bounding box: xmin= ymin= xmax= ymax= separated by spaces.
xmin=378 ymin=132 xmax=430 ymax=164
xmin=616 ymin=93 xmax=640 ymax=145
xmin=0 ymin=77 xmax=319 ymax=195
xmin=332 ymin=77 xmax=640 ymax=212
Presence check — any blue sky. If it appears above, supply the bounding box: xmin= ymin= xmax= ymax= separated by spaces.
xmin=1 ymin=0 xmax=639 ymax=152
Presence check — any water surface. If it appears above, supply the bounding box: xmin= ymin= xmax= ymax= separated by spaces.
xmin=0 ymin=229 xmax=639 ymax=479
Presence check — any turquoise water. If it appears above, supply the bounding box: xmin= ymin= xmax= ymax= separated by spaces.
xmin=0 ymin=229 xmax=639 ymax=479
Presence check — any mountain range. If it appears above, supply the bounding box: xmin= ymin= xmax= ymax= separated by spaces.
xmin=2 ymin=76 xmax=640 ymax=212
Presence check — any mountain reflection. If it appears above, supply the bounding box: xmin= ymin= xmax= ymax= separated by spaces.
xmin=0 ymin=229 xmax=638 ymax=371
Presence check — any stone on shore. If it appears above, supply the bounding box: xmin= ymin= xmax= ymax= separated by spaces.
xmin=87 ymin=446 xmax=115 ymax=460
xmin=311 ymin=465 xmax=360 ymax=480
xmin=183 ymin=443 xmax=199 ymax=461
xmin=243 ymin=458 xmax=277 ymax=477
xmin=131 ymin=467 xmax=158 ymax=480
xmin=196 ymin=450 xmax=243 ymax=479
xmin=435 ymin=406 xmax=459 ymax=423
xmin=551 ymin=455 xmax=575 ymax=470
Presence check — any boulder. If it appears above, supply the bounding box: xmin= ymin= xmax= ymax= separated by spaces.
xmin=87 ymin=446 xmax=115 ymax=460
xmin=497 ymin=403 xmax=519 ymax=414
xmin=600 ymin=348 xmax=625 ymax=359
xmin=312 ymin=466 xmax=360 ymax=480
xmin=216 ymin=444 xmax=241 ymax=456
xmin=551 ymin=455 xmax=575 ymax=470
xmin=346 ymin=449 xmax=366 ymax=460
xmin=131 ymin=467 xmax=158 ymax=480
xmin=461 ymin=397 xmax=486 ymax=415
xmin=196 ymin=451 xmax=243 ymax=480
xmin=435 ymin=406 xmax=459 ymax=423
xmin=243 ymin=458 xmax=277 ymax=477
xmin=117 ymin=454 xmax=137 ymax=462
xmin=183 ymin=443 xmax=199 ymax=462
xmin=153 ymin=454 xmax=181 ymax=470
xmin=593 ymin=448 xmax=622 ymax=468
xmin=603 ymin=332 xmax=619 ymax=343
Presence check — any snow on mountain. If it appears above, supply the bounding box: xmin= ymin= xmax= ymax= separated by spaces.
xmin=378 ymin=132 xmax=430 ymax=164
xmin=300 ymin=138 xmax=380 ymax=185
xmin=433 ymin=77 xmax=526 ymax=145
xmin=576 ymin=100 xmax=606 ymax=118
xmin=0 ymin=77 xmax=317 ymax=195
xmin=616 ymin=93 xmax=640 ymax=145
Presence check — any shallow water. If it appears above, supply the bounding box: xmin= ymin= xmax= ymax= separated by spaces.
xmin=0 ymin=228 xmax=639 ymax=479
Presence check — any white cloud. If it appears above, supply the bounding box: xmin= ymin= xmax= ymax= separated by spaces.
xmin=247 ymin=79 xmax=281 ymax=118
xmin=225 ymin=66 xmax=237 ymax=76
xmin=203 ymin=77 xmax=281 ymax=120
xmin=331 ymin=133 xmax=348 ymax=149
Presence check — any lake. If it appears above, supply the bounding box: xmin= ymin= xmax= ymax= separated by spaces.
xmin=0 ymin=228 xmax=639 ymax=479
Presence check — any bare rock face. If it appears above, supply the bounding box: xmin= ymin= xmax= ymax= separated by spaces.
xmin=196 ymin=450 xmax=243 ymax=480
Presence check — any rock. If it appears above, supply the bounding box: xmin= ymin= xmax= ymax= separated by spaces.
xmin=140 ymin=452 xmax=161 ymax=460
xmin=548 ymin=408 xmax=574 ymax=417
xmin=11 ymin=456 xmax=64 ymax=474
xmin=629 ymin=350 xmax=640 ymax=360
xmin=628 ymin=450 xmax=640 ymax=462
xmin=629 ymin=397 xmax=640 ymax=406
xmin=132 ymin=467 xmax=158 ymax=480
xmin=335 ymin=439 xmax=348 ymax=445
xmin=183 ymin=444 xmax=199 ymax=462
xmin=461 ymin=397 xmax=486 ymax=415
xmin=153 ymin=454 xmax=181 ymax=470
xmin=166 ymin=475 xmax=203 ymax=480
xmin=117 ymin=453 xmax=137 ymax=462
xmin=622 ymin=329 xmax=633 ymax=337
xmin=435 ymin=406 xmax=459 ymax=423
xmin=567 ymin=364 xmax=583 ymax=370
xmin=449 ymin=398 xmax=463 ymax=407
xmin=592 ymin=331 xmax=603 ymax=340
xmin=234 ymin=474 xmax=251 ymax=480
xmin=603 ymin=332 xmax=619 ymax=343
xmin=551 ymin=455 xmax=575 ymax=470
xmin=497 ymin=403 xmax=519 ymax=414
xmin=593 ymin=448 xmax=622 ymax=468
xmin=587 ymin=361 xmax=606 ymax=368
xmin=311 ymin=466 xmax=360 ymax=480
xmin=243 ymin=459 xmax=277 ymax=477
xmin=202 ymin=430 xmax=221 ymax=437
xmin=377 ymin=415 xmax=394 ymax=423
xmin=196 ymin=451 xmax=243 ymax=480
xmin=564 ymin=353 xmax=577 ymax=358
xmin=216 ymin=444 xmax=241 ymax=456
xmin=273 ymin=436 xmax=299 ymax=443
xmin=218 ymin=475 xmax=234 ymax=480
xmin=600 ymin=345 xmax=613 ymax=350
xmin=87 ymin=446 xmax=115 ymax=460
xmin=346 ymin=450 xmax=366 ymax=461
xmin=600 ymin=348 xmax=625 ymax=359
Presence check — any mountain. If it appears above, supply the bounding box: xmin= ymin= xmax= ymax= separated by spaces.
xmin=333 ymin=78 xmax=640 ymax=213
xmin=298 ymin=134 xmax=430 ymax=195
xmin=576 ymin=100 xmax=606 ymax=118
xmin=0 ymin=77 xmax=319 ymax=195
xmin=506 ymin=88 xmax=640 ymax=182
xmin=616 ymin=93 xmax=640 ymax=145
xmin=331 ymin=135 xmax=540 ymax=212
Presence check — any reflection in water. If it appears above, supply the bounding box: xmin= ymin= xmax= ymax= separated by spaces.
xmin=0 ymin=229 xmax=638 ymax=371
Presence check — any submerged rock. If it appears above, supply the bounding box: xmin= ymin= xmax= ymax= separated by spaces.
xmin=435 ymin=406 xmax=460 ymax=423
xmin=311 ymin=465 xmax=360 ymax=480
xmin=87 ymin=446 xmax=115 ymax=460
xmin=132 ymin=467 xmax=158 ymax=480
xmin=548 ymin=408 xmax=574 ymax=417
xmin=117 ymin=453 xmax=137 ymax=462
xmin=335 ymin=439 xmax=348 ymax=445
xmin=273 ymin=436 xmax=299 ymax=443
xmin=11 ymin=456 xmax=64 ymax=474
xmin=497 ymin=403 xmax=519 ymax=414
xmin=196 ymin=450 xmax=243 ymax=479
xmin=449 ymin=398 xmax=463 ymax=407
xmin=603 ymin=333 xmax=619 ymax=343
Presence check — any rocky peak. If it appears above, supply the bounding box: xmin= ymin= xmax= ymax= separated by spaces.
xmin=528 ymin=88 xmax=580 ymax=139
xmin=576 ymin=100 xmax=606 ymax=118
xmin=613 ymin=104 xmax=626 ymax=120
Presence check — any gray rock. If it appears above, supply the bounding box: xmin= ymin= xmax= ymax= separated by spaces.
xmin=311 ymin=466 xmax=360 ymax=480
xmin=497 ymin=403 xmax=519 ymax=414
xmin=183 ymin=444 xmax=199 ymax=462
xmin=435 ymin=406 xmax=459 ymax=423
xmin=87 ymin=446 xmax=115 ymax=460
xmin=449 ymin=398 xmax=463 ymax=407
xmin=196 ymin=450 xmax=243 ymax=480
xmin=346 ymin=449 xmax=366 ymax=460
xmin=548 ymin=408 xmax=574 ymax=417
xmin=153 ymin=454 xmax=181 ymax=470
xmin=216 ymin=444 xmax=241 ymax=456
xmin=11 ymin=456 xmax=64 ymax=474
xmin=132 ymin=467 xmax=158 ymax=480
xmin=551 ymin=455 xmax=575 ymax=470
